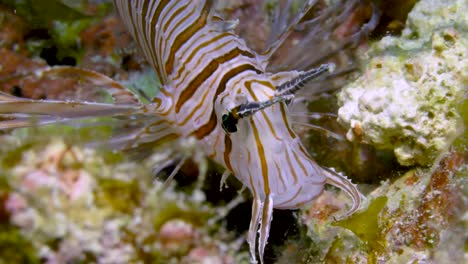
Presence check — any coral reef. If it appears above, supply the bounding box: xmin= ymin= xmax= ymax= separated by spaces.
xmin=293 ymin=150 xmax=466 ymax=263
xmin=0 ymin=128 xmax=246 ymax=263
xmin=337 ymin=0 xmax=467 ymax=166
xmin=287 ymin=0 xmax=468 ymax=262
xmin=0 ymin=0 xmax=466 ymax=263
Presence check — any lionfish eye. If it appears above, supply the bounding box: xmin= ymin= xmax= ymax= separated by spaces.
xmin=222 ymin=113 xmax=238 ymax=133
xmin=222 ymin=94 xmax=291 ymax=134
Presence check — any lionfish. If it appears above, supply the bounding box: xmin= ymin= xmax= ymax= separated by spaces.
xmin=0 ymin=0 xmax=379 ymax=263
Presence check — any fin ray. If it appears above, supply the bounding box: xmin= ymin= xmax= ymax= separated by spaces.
xmin=258 ymin=195 xmax=273 ymax=264
xmin=323 ymin=167 xmax=364 ymax=218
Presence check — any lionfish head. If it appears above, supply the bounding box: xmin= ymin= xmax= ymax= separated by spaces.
xmin=216 ymin=70 xmax=363 ymax=264
xmin=217 ymin=77 xmax=326 ymax=208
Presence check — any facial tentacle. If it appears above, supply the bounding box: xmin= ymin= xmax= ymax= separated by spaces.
xmin=275 ymin=63 xmax=336 ymax=95
xmin=291 ymin=121 xmax=346 ymax=141
xmin=221 ymin=63 xmax=336 ymax=134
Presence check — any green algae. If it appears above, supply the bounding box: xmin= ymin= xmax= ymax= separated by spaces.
xmin=0 ymin=143 xmax=32 ymax=169
xmin=95 ymin=178 xmax=142 ymax=214
xmin=121 ymin=67 xmax=161 ymax=104
xmin=1 ymin=0 xmax=89 ymax=28
xmin=0 ymin=224 xmax=39 ymax=264
xmin=1 ymin=0 xmax=115 ymax=64
xmin=50 ymin=19 xmax=93 ymax=62
xmin=150 ymin=199 xmax=213 ymax=231
xmin=333 ymin=196 xmax=388 ymax=252
xmin=453 ymin=97 xmax=468 ymax=152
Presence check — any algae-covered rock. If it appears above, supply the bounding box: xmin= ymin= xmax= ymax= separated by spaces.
xmin=337 ymin=0 xmax=467 ymax=166
xmin=296 ymin=151 xmax=466 ymax=263
xmin=297 ymin=2 xmax=468 ymax=259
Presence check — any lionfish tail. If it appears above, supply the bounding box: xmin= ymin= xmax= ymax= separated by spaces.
xmin=323 ymin=167 xmax=365 ymax=219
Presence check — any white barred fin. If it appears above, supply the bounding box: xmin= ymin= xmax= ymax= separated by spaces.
xmin=34 ymin=66 xmax=140 ymax=105
xmin=0 ymin=91 xmax=139 ymax=131
xmin=323 ymin=167 xmax=365 ymax=218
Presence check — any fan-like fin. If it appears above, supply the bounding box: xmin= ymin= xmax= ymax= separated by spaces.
xmin=0 ymin=96 xmax=138 ymax=118
xmin=0 ymin=114 xmax=67 ymax=129
xmin=30 ymin=66 xmax=140 ymax=104
xmin=283 ymin=3 xmax=380 ymax=71
xmin=262 ymin=0 xmax=380 ymax=71
xmin=162 ymin=157 xmax=187 ymax=188
xmin=108 ymin=118 xmax=179 ymax=149
xmin=261 ymin=0 xmax=321 ymax=63
xmin=0 ymin=92 xmax=140 ymax=130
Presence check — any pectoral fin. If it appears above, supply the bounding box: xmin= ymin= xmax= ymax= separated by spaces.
xmin=323 ymin=167 xmax=364 ymax=218
xmin=247 ymin=194 xmax=274 ymax=264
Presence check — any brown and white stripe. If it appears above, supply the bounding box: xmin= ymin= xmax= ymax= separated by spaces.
xmin=0 ymin=1 xmax=371 ymax=263
xmin=112 ymin=1 xmax=369 ymax=263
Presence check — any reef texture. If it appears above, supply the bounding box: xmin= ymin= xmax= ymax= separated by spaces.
xmin=285 ymin=0 xmax=468 ymax=262
xmin=288 ymin=147 xmax=466 ymax=263
xmin=0 ymin=1 xmax=467 ymax=263
xmin=337 ymin=0 xmax=467 ymax=166
xmin=0 ymin=129 xmax=247 ymax=263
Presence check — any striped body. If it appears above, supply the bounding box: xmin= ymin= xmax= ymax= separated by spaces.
xmin=114 ymin=0 xmax=325 ymax=204
xmin=0 ymin=1 xmax=374 ymax=262
xmin=113 ymin=1 xmax=364 ymax=263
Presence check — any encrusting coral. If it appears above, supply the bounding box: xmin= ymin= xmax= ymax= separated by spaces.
xmin=289 ymin=0 xmax=467 ymax=263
